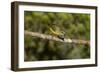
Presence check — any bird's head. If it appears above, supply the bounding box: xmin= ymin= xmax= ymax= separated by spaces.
xmin=61 ymin=31 xmax=65 ymax=35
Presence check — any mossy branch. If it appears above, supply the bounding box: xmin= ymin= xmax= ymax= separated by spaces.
xmin=25 ymin=30 xmax=90 ymax=45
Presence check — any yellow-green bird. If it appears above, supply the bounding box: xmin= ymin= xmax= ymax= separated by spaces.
xmin=48 ymin=26 xmax=65 ymax=41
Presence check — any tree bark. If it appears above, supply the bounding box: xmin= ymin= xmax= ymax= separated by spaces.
xmin=25 ymin=30 xmax=90 ymax=45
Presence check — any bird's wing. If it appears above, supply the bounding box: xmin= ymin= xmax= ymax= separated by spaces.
xmin=49 ymin=27 xmax=61 ymax=35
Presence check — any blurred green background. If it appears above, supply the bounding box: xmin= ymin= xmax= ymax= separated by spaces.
xmin=24 ymin=11 xmax=90 ymax=61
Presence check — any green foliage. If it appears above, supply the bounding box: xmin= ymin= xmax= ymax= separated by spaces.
xmin=24 ymin=11 xmax=90 ymax=61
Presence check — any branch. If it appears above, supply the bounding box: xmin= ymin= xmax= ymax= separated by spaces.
xmin=24 ymin=30 xmax=90 ymax=45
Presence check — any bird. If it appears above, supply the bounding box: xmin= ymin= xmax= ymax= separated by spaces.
xmin=48 ymin=26 xmax=65 ymax=41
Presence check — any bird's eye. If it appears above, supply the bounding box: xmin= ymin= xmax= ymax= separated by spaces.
xmin=62 ymin=31 xmax=64 ymax=33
